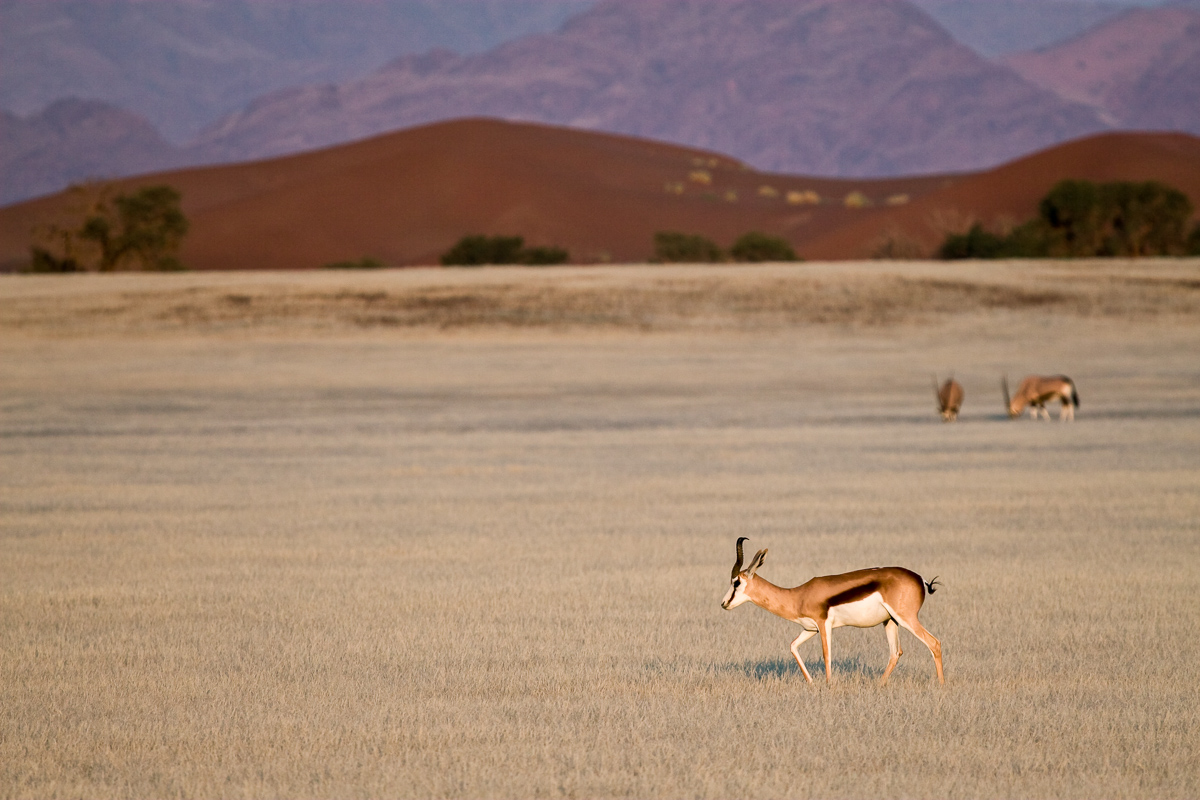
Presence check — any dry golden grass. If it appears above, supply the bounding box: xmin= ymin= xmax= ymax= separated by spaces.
xmin=2 ymin=260 xmax=1199 ymax=336
xmin=2 ymin=260 xmax=1199 ymax=798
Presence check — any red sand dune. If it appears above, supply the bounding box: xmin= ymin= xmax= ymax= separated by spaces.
xmin=803 ymin=130 xmax=1200 ymax=259
xmin=1 ymin=119 xmax=1197 ymax=270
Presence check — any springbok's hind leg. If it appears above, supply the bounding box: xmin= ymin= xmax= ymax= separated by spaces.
xmin=881 ymin=619 xmax=903 ymax=685
xmin=893 ymin=615 xmax=945 ymax=685
xmin=790 ymin=629 xmax=817 ymax=683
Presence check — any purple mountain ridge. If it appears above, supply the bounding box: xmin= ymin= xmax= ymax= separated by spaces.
xmin=1 ymin=99 xmax=181 ymax=204
xmin=188 ymin=0 xmax=1108 ymax=177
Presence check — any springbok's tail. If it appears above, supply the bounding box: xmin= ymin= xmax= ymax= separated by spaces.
xmin=925 ymin=576 xmax=941 ymax=595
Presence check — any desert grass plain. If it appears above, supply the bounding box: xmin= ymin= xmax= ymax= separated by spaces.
xmin=2 ymin=260 xmax=1199 ymax=798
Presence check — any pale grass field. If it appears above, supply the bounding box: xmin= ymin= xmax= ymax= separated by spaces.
xmin=2 ymin=261 xmax=1199 ymax=798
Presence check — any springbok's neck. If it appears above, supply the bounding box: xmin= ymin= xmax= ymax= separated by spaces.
xmin=746 ymin=576 xmax=797 ymax=622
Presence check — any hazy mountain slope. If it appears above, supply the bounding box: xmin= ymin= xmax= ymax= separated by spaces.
xmin=0 ymin=0 xmax=592 ymax=143
xmin=1002 ymin=5 xmax=1200 ymax=132
xmin=189 ymin=0 xmax=1108 ymax=177
xmin=912 ymin=0 xmax=1131 ymax=57
xmin=0 ymin=99 xmax=181 ymax=205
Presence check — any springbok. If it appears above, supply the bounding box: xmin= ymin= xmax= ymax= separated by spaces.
xmin=721 ymin=538 xmax=944 ymax=685
xmin=934 ymin=375 xmax=964 ymax=421
xmin=1003 ymin=375 xmax=1079 ymax=421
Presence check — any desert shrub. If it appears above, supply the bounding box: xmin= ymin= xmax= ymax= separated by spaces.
xmin=653 ymin=231 xmax=723 ymax=263
xmin=939 ymin=222 xmax=1049 ymax=260
xmin=729 ymin=232 xmax=798 ymax=262
xmin=939 ymin=224 xmax=1010 ymax=259
xmin=441 ymin=235 xmax=569 ymax=266
xmin=26 ymin=248 xmax=82 ymax=273
xmin=441 ymin=235 xmax=525 ymax=266
xmin=323 ymin=257 xmax=385 ymax=270
xmin=520 ymin=246 xmax=570 ymax=266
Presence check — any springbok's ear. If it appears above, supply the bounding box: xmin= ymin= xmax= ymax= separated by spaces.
xmin=747 ymin=549 xmax=767 ymax=576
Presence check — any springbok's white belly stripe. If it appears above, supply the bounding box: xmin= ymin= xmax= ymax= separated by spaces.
xmin=826 ymin=592 xmax=892 ymax=628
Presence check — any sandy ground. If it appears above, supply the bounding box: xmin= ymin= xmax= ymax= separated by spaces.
xmin=1 ymin=261 xmax=1198 ymax=798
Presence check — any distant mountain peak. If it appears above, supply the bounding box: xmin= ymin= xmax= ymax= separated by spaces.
xmin=186 ymin=0 xmax=1108 ymax=178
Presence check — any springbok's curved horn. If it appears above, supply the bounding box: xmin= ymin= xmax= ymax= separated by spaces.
xmin=732 ymin=537 xmax=748 ymax=579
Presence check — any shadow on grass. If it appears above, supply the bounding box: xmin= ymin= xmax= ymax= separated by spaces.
xmin=727 ymin=655 xmax=883 ymax=682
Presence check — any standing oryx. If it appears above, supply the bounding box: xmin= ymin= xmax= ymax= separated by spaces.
xmin=1003 ymin=375 xmax=1079 ymax=421
xmin=721 ymin=538 xmax=944 ymax=685
xmin=934 ymin=375 xmax=964 ymax=422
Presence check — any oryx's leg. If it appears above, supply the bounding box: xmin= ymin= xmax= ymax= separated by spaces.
xmin=789 ymin=628 xmax=817 ymax=683
xmin=819 ymin=619 xmax=834 ymax=683
xmin=891 ymin=613 xmax=944 ymax=685
xmin=881 ymin=619 xmax=903 ymax=685
xmin=1060 ymin=399 xmax=1074 ymax=421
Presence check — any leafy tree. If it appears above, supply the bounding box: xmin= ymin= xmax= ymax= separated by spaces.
xmin=27 ymin=184 xmax=188 ymax=272
xmin=653 ymin=231 xmax=723 ymax=263
xmin=1101 ymin=181 xmax=1193 ymax=256
xmin=939 ymin=179 xmax=1196 ymax=260
xmin=729 ymin=232 xmax=798 ymax=262
xmin=79 ymin=185 xmax=189 ymax=270
xmin=1038 ymin=180 xmax=1107 ymax=257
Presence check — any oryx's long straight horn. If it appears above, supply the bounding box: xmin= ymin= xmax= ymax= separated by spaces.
xmin=1002 ymin=375 xmax=1012 ymax=416
xmin=732 ymin=536 xmax=748 ymax=579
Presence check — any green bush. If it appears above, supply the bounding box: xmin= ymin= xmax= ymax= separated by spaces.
xmin=441 ymin=235 xmax=569 ymax=266
xmin=940 ymin=179 xmax=1196 ymax=260
xmin=729 ymin=232 xmax=798 ymax=262
xmin=653 ymin=231 xmax=724 ymax=263
xmin=323 ymin=257 xmax=385 ymax=270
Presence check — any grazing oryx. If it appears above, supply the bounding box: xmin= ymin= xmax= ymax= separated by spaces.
xmin=1003 ymin=374 xmax=1079 ymax=421
xmin=721 ymin=538 xmax=944 ymax=685
xmin=934 ymin=375 xmax=964 ymax=422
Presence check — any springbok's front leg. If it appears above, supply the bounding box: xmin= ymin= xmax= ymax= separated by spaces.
xmin=819 ymin=620 xmax=834 ymax=683
xmin=790 ymin=629 xmax=817 ymax=683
